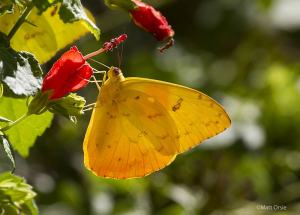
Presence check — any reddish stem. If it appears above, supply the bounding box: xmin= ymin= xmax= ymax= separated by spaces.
xmin=84 ymin=48 xmax=105 ymax=60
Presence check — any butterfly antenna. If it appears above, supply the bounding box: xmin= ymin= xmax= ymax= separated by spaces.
xmin=120 ymin=41 xmax=124 ymax=68
xmin=117 ymin=47 xmax=122 ymax=68
xmin=87 ymin=58 xmax=110 ymax=69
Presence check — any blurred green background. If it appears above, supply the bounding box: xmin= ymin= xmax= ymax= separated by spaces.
xmin=6 ymin=0 xmax=300 ymax=214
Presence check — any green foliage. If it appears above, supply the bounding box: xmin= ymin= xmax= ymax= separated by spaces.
xmin=59 ymin=0 xmax=100 ymax=40
xmin=0 ymin=135 xmax=15 ymax=171
xmin=0 ymin=116 xmax=12 ymax=123
xmin=0 ymin=97 xmax=53 ymax=157
xmin=32 ymin=0 xmax=100 ymax=40
xmin=32 ymin=0 xmax=56 ymax=13
xmin=0 ymin=172 xmax=38 ymax=215
xmin=0 ymin=33 xmax=43 ymax=96
xmin=0 ymin=0 xmax=14 ymax=15
xmin=0 ymin=83 xmax=3 ymax=98
xmin=104 ymin=0 xmax=136 ymax=10
xmin=27 ymin=92 xmax=51 ymax=115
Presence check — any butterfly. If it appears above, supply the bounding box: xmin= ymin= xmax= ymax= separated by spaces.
xmin=83 ymin=67 xmax=231 ymax=179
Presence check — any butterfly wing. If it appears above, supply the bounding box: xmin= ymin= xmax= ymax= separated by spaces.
xmin=122 ymin=77 xmax=231 ymax=153
xmin=83 ymin=94 xmax=176 ymax=179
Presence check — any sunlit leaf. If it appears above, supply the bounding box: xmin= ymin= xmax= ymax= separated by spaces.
xmin=59 ymin=0 xmax=100 ymax=40
xmin=0 ymin=34 xmax=43 ymax=96
xmin=0 ymin=96 xmax=53 ymax=157
xmin=0 ymin=116 xmax=13 ymax=122
xmin=0 ymin=83 xmax=3 ymax=98
xmin=0 ymin=4 xmax=99 ymax=64
xmin=0 ymin=172 xmax=38 ymax=215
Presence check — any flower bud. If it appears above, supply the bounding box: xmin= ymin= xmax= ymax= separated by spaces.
xmin=130 ymin=0 xmax=174 ymax=41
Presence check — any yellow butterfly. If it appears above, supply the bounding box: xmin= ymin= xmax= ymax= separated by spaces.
xmin=83 ymin=67 xmax=231 ymax=179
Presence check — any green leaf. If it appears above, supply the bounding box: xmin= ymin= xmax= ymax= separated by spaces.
xmin=59 ymin=0 xmax=100 ymax=40
xmin=22 ymin=200 xmax=38 ymax=215
xmin=0 ymin=96 xmax=53 ymax=157
xmin=0 ymin=33 xmax=43 ymax=96
xmin=0 ymin=116 xmax=13 ymax=122
xmin=0 ymin=135 xmax=16 ymax=171
xmin=0 ymin=0 xmax=14 ymax=15
xmin=0 ymin=5 xmax=99 ymax=64
xmin=32 ymin=0 xmax=55 ymax=13
xmin=32 ymin=0 xmax=100 ymax=40
xmin=0 ymin=172 xmax=38 ymax=215
xmin=0 ymin=82 xmax=3 ymax=97
xmin=104 ymin=0 xmax=136 ymax=10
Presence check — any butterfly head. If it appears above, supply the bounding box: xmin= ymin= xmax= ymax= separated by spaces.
xmin=107 ymin=66 xmax=125 ymax=82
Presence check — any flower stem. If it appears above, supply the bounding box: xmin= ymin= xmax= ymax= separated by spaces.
xmin=8 ymin=3 xmax=34 ymax=41
xmin=0 ymin=114 xmax=29 ymax=132
xmin=84 ymin=48 xmax=105 ymax=60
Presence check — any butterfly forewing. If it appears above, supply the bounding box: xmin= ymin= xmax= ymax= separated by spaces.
xmin=117 ymin=89 xmax=180 ymax=155
xmin=122 ymin=78 xmax=231 ymax=153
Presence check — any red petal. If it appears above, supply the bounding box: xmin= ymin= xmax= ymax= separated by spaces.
xmin=41 ymin=46 xmax=93 ymax=99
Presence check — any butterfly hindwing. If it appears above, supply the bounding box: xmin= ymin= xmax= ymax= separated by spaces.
xmin=83 ymin=94 xmax=176 ymax=179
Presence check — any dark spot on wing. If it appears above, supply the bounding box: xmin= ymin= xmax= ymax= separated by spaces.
xmin=135 ymin=96 xmax=140 ymax=100
xmin=138 ymin=130 xmax=148 ymax=138
xmin=172 ymin=98 xmax=183 ymax=112
xmin=157 ymin=145 xmax=164 ymax=152
xmin=106 ymin=112 xmax=116 ymax=119
xmin=24 ymin=32 xmax=44 ymax=40
xmin=184 ymin=131 xmax=190 ymax=136
xmin=160 ymin=134 xmax=169 ymax=140
xmin=118 ymin=158 xmax=121 ymax=161
xmin=147 ymin=113 xmax=163 ymax=119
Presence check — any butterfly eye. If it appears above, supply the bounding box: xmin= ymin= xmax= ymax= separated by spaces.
xmin=113 ymin=67 xmax=121 ymax=75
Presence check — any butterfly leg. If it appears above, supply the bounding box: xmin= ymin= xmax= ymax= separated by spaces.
xmin=91 ymin=75 xmax=101 ymax=90
xmin=83 ymin=103 xmax=96 ymax=112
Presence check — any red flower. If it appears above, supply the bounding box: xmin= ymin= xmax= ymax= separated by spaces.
xmin=41 ymin=46 xmax=93 ymax=100
xmin=130 ymin=0 xmax=174 ymax=41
